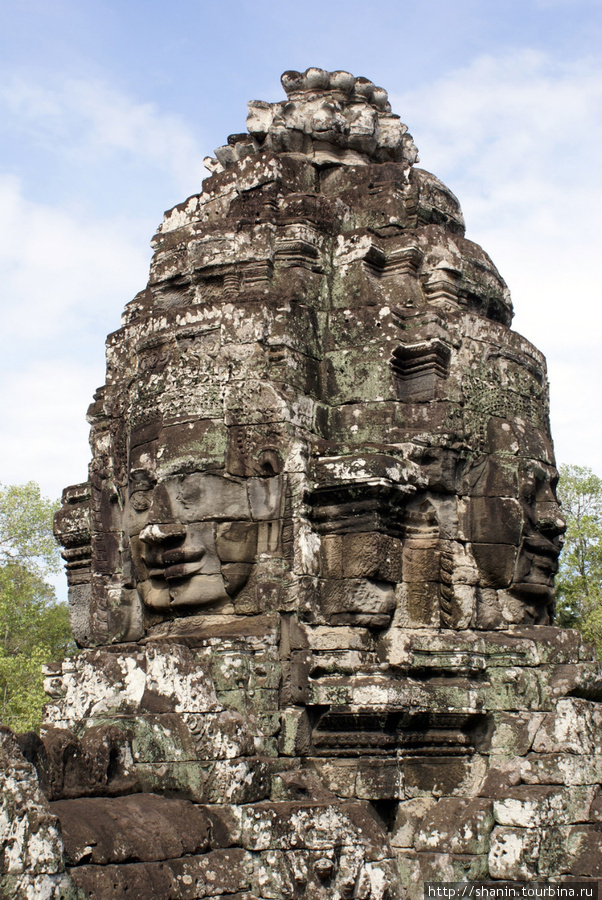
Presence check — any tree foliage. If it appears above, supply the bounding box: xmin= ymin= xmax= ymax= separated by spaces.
xmin=555 ymin=464 xmax=602 ymax=654
xmin=0 ymin=481 xmax=61 ymax=576
xmin=0 ymin=482 xmax=74 ymax=733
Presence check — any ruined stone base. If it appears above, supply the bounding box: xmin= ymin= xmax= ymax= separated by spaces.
xmin=0 ymin=728 xmax=81 ymax=900
xmin=12 ymin=622 xmax=602 ymax=897
xmin=54 ymin=795 xmax=400 ymax=899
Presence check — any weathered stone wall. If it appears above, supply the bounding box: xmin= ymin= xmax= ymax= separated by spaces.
xmin=0 ymin=728 xmax=80 ymax=899
xmin=20 ymin=622 xmax=602 ymax=895
xmin=5 ymin=68 xmax=598 ymax=897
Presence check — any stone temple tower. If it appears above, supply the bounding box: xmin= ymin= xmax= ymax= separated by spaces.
xmin=4 ymin=69 xmax=601 ymax=899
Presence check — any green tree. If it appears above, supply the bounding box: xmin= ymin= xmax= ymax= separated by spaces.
xmin=555 ymin=464 xmax=602 ymax=654
xmin=0 ymin=482 xmax=74 ymax=732
xmin=0 ymin=481 xmax=61 ymax=575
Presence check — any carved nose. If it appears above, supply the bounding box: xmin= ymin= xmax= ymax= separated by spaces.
xmin=536 ymin=506 xmax=566 ymax=538
xmin=144 ymin=482 xmax=177 ymax=525
xmin=139 ymin=523 xmax=187 ymax=545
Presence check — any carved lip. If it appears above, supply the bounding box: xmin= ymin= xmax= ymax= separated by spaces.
xmin=516 ymin=553 xmax=558 ymax=583
xmin=146 ymin=546 xmax=206 ymax=581
xmin=148 ymin=558 xmax=206 ymax=581
xmin=510 ymin=582 xmax=554 ymax=599
xmin=164 ymin=561 xmax=206 ymax=581
xmin=522 ymin=533 xmax=561 ymax=558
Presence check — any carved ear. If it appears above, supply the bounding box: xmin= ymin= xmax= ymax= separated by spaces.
xmin=226 ymin=425 xmax=287 ymax=477
xmin=257 ymin=449 xmax=283 ymax=477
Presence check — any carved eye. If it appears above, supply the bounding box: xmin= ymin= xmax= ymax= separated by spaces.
xmin=177 ymin=479 xmax=202 ymax=506
xmin=129 ymin=468 xmax=155 ymax=511
xmin=130 ymin=491 xmax=152 ymax=512
xmin=521 ymin=482 xmax=536 ymax=505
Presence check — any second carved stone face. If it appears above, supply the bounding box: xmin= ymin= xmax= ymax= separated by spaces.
xmin=464 ymin=417 xmax=566 ymax=623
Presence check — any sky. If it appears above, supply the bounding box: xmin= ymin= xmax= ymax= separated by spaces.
xmin=1 ymin=0 xmax=601 ymax=513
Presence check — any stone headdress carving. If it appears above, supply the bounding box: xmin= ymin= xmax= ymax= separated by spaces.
xmin=54 ymin=68 xmax=563 ymax=647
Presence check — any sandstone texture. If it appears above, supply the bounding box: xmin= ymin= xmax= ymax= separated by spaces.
xmin=5 ymin=68 xmax=602 ymax=897
xmin=0 ymin=728 xmax=81 ymax=899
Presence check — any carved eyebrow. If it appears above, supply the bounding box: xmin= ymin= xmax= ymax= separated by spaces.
xmin=129 ymin=468 xmax=156 ymax=488
xmin=156 ymin=461 xmax=207 ymax=478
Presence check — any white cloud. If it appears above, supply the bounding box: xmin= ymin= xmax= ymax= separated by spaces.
xmin=0 ymin=358 xmax=96 ymax=501
xmin=0 ymin=174 xmax=150 ymax=342
xmin=0 ymin=73 xmax=213 ymax=500
xmin=0 ymin=74 xmax=214 ymax=504
xmin=0 ymin=175 xmax=151 ymax=501
xmin=392 ymin=50 xmax=602 ymax=471
xmin=1 ymin=76 xmax=208 ymax=195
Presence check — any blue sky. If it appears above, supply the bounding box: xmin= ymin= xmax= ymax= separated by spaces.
xmin=1 ymin=0 xmax=601 ymax=514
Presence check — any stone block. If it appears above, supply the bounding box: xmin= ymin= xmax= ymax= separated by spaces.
xmin=462 ymin=496 xmax=523 ymax=545
xmin=378 ymin=627 xmax=489 ymax=672
xmin=278 ymin=708 xmax=312 ymax=757
xmin=280 ymin=651 xmax=311 ymax=705
xmin=493 ymin=785 xmax=597 ymax=828
xmin=341 ymin=532 xmax=404 ymax=581
xmin=475 ymin=587 xmax=505 ymax=629
xmin=489 ymin=826 xmax=540 ymax=880
xmin=25 ymin=722 xmax=139 ymax=801
xmin=51 ymin=794 xmax=211 ymax=866
xmin=477 ymin=759 xmax=524 ymax=799
xmin=482 ymin=711 xmax=546 ymax=757
xmin=0 ymin=730 xmax=66 ymax=880
xmin=305 ymin=625 xmax=372 ymax=651
xmin=447 ymin=582 xmax=477 ymax=629
xmin=402 ymin=545 xmax=440 ymax=582
xmin=394 ymin=581 xmax=441 ymax=628
xmin=396 ymin=849 xmax=489 ymax=885
xmin=466 ymin=456 xmax=519 ymax=498
xmin=158 ymin=419 xmax=228 ymax=470
xmin=252 ymin=849 xmax=297 ymax=898
xmin=470 ymin=543 xmax=517 ymax=587
xmin=326 ymin=307 xmax=400 ymax=352
xmin=414 ymin=798 xmax=494 ymax=854
xmin=546 ymin=661 xmax=602 ymax=703
xmin=309 ymin=758 xmax=359 ymax=798
xmin=240 ymin=800 xmax=392 ymax=862
xmin=183 ymin=709 xmax=258 ymax=759
xmin=69 ymin=849 xmax=251 ymax=899
xmin=482 ymin=667 xmax=542 ymax=712
xmin=521 ymin=753 xmax=602 ymax=786
xmin=67 ymin=583 xmax=92 ymax=646
xmin=320 ymin=578 xmax=396 ymax=625
xmin=506 ymin=625 xmax=582 ymax=662
xmin=133 ymin=761 xmax=207 ymax=802
xmin=319 ymin=534 xmax=343 ymax=578
xmin=539 ymin=825 xmax=602 ymax=877
xmin=404 ymin=756 xmax=474 ymax=798
xmin=204 ymin=757 xmax=271 ymax=804
xmin=532 ymin=699 xmax=602 ymax=755
xmin=355 ymin=758 xmax=404 ymax=800
xmin=204 ymin=805 xmax=243 ymax=849
xmin=390 ymin=798 xmax=437 ymax=848
xmin=0 ymin=873 xmax=80 ymax=900
xmin=44 ymin=645 xmax=220 ymax=728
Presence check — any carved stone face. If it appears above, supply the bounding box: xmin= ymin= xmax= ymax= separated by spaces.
xmin=465 ymin=417 xmax=565 ymax=623
xmin=124 ymin=428 xmax=282 ymax=612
